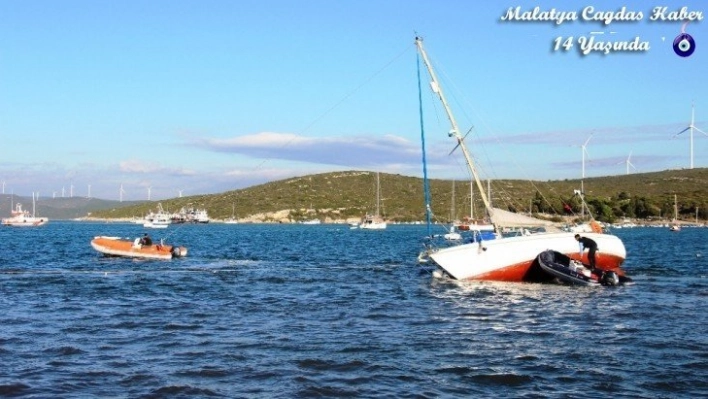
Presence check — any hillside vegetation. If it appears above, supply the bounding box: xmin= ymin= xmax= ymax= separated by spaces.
xmin=85 ymin=168 xmax=708 ymax=224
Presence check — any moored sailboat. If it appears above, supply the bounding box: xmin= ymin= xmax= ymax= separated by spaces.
xmin=414 ymin=36 xmax=626 ymax=281
xmin=359 ymin=172 xmax=387 ymax=230
xmin=669 ymin=194 xmax=681 ymax=232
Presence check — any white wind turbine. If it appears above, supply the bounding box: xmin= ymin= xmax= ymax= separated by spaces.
xmin=673 ymin=102 xmax=707 ymax=169
xmin=571 ymin=134 xmax=593 ymax=219
xmin=147 ymin=186 xmax=152 ymax=201
xmin=581 ymin=134 xmax=592 ymax=182
xmin=119 ymin=184 xmax=126 ymax=202
xmin=622 ymin=151 xmax=637 ymax=175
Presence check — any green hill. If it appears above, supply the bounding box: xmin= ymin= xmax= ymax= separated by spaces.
xmin=84 ymin=168 xmax=708 ymax=224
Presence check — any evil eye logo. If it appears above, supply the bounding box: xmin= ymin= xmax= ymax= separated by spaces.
xmin=673 ymin=33 xmax=695 ymax=57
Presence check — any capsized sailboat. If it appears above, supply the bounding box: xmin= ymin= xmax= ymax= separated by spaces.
xmin=415 ymin=36 xmax=627 ymax=281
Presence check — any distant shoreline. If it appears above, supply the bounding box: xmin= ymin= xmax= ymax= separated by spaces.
xmin=61 ymin=217 xmax=708 ymax=228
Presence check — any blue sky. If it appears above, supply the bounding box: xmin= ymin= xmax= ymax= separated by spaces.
xmin=1 ymin=0 xmax=706 ymax=201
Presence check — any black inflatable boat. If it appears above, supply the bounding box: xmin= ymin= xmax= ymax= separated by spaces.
xmin=536 ymin=250 xmax=633 ymax=287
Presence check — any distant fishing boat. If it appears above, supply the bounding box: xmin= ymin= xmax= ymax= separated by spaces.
xmin=143 ymin=203 xmax=171 ymax=229
xmin=2 ymin=194 xmax=48 ymax=227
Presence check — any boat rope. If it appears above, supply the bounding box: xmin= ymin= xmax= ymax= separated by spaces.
xmin=416 ymin=44 xmax=471 ymax=239
xmin=155 ymin=44 xmax=415 ymax=233
xmin=418 ymin=37 xmax=625 ymax=232
xmin=412 ymin=39 xmax=611 ymax=229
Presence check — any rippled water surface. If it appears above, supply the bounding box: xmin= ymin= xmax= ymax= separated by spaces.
xmin=1 ymin=222 xmax=707 ymax=398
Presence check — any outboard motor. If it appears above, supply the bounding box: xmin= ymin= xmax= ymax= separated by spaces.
xmin=601 ymin=271 xmax=620 ymax=286
xmin=171 ymin=246 xmax=181 ymax=258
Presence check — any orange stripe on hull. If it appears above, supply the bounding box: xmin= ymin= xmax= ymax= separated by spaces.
xmin=465 ymin=253 xmax=625 ymax=282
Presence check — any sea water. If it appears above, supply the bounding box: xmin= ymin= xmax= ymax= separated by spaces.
xmin=0 ymin=222 xmax=706 ymax=398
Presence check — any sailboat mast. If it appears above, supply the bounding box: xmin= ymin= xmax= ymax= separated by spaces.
xmin=415 ymin=37 xmax=495 ymax=224
xmin=417 ymin=51 xmax=433 ymax=236
xmin=451 ymin=180 xmax=455 ymax=222
xmin=376 ymin=172 xmax=381 ymax=217
xmin=470 ymin=183 xmax=474 ymax=220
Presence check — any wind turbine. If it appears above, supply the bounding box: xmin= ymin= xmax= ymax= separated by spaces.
xmin=575 ymin=134 xmax=593 ymax=219
xmin=620 ymin=151 xmax=637 ymax=175
xmin=119 ymin=184 xmax=126 ymax=202
xmin=147 ymin=186 xmax=152 ymax=201
xmin=673 ymin=102 xmax=707 ymax=169
xmin=581 ymin=134 xmax=592 ymax=181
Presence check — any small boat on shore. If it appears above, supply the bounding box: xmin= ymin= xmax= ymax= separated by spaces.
xmin=91 ymin=236 xmax=187 ymax=260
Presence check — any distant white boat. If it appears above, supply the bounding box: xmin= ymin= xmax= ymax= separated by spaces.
xmin=224 ymin=203 xmax=238 ymax=224
xmin=143 ymin=203 xmax=171 ymax=229
xmin=669 ymin=194 xmax=681 ymax=232
xmin=359 ymin=172 xmax=387 ymax=230
xmin=191 ymin=208 xmax=210 ymax=223
xmin=359 ymin=217 xmax=386 ymax=229
xmin=302 ymin=219 xmax=321 ymax=225
xmin=171 ymin=206 xmax=210 ymax=224
xmin=443 ymin=226 xmax=462 ymax=241
xmin=2 ymin=194 xmax=48 ymax=227
xmin=144 ymin=220 xmax=169 ymax=229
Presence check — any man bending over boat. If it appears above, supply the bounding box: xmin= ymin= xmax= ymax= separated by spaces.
xmin=575 ymin=234 xmax=598 ymax=271
xmin=140 ymin=233 xmax=153 ymax=246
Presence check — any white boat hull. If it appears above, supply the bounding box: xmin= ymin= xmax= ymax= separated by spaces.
xmin=2 ymin=202 xmax=48 ymax=227
xmin=360 ymin=221 xmax=387 ymax=230
xmin=143 ymin=222 xmax=169 ymax=228
xmin=2 ymin=218 xmax=48 ymax=227
xmin=429 ymin=232 xmax=626 ymax=281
